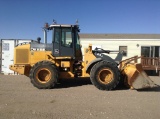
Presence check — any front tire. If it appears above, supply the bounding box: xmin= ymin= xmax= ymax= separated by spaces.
xmin=29 ymin=61 xmax=58 ymax=89
xmin=90 ymin=61 xmax=120 ymax=90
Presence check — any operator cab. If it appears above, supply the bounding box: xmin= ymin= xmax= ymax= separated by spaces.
xmin=45 ymin=23 xmax=82 ymax=59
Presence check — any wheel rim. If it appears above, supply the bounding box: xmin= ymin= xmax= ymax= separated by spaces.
xmin=36 ymin=68 xmax=51 ymax=83
xmin=98 ymin=68 xmax=113 ymax=84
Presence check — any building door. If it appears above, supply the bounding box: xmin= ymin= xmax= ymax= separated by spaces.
xmin=155 ymin=46 xmax=159 ymax=57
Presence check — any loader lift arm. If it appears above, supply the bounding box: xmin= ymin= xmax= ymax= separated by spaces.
xmin=92 ymin=47 xmax=123 ymax=64
xmin=93 ymin=47 xmax=119 ymax=54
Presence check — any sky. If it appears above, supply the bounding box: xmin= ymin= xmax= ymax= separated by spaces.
xmin=0 ymin=0 xmax=160 ymax=42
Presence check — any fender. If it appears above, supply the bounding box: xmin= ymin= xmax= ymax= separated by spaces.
xmin=86 ymin=58 xmax=102 ymax=73
xmin=86 ymin=54 xmax=118 ymax=73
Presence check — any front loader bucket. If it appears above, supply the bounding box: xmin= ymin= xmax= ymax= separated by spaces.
xmin=122 ymin=63 xmax=156 ymax=89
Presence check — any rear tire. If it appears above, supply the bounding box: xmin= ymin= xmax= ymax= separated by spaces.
xmin=29 ymin=61 xmax=58 ymax=89
xmin=90 ymin=61 xmax=120 ymax=90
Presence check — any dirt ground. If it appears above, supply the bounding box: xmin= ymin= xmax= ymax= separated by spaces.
xmin=0 ymin=75 xmax=160 ymax=119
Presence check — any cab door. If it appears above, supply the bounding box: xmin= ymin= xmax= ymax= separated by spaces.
xmin=60 ymin=27 xmax=74 ymax=57
xmin=52 ymin=27 xmax=74 ymax=58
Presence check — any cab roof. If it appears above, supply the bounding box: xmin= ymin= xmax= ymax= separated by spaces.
xmin=49 ymin=24 xmax=78 ymax=28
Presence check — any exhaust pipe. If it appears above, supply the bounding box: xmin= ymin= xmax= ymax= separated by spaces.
xmin=43 ymin=28 xmax=47 ymax=44
xmin=43 ymin=23 xmax=49 ymax=44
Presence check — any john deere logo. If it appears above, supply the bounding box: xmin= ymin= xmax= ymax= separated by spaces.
xmin=54 ymin=49 xmax=59 ymax=54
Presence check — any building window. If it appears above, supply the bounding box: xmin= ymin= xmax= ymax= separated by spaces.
xmin=141 ymin=46 xmax=160 ymax=57
xmin=2 ymin=43 xmax=9 ymax=51
xmin=141 ymin=46 xmax=150 ymax=57
xmin=119 ymin=46 xmax=127 ymax=56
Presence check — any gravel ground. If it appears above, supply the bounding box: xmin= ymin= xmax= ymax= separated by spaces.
xmin=0 ymin=75 xmax=160 ymax=119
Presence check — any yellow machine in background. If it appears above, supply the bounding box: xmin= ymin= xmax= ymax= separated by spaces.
xmin=10 ymin=21 xmax=155 ymax=90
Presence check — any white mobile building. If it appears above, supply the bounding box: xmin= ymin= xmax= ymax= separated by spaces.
xmin=79 ymin=34 xmax=160 ymax=61
xmin=0 ymin=41 xmax=1 ymax=72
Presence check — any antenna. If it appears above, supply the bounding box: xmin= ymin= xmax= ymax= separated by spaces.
xmin=75 ymin=19 xmax=78 ymax=25
xmin=53 ymin=19 xmax=57 ymax=24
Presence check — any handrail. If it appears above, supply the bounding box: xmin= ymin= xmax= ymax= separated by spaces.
xmin=141 ymin=57 xmax=160 ymax=71
xmin=141 ymin=57 xmax=160 ymax=66
xmin=120 ymin=56 xmax=160 ymax=71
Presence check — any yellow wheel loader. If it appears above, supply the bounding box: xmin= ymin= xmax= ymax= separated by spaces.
xmin=10 ymin=21 xmax=156 ymax=90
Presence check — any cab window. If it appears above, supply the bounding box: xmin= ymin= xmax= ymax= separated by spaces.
xmin=54 ymin=28 xmax=60 ymax=43
xmin=62 ymin=28 xmax=73 ymax=48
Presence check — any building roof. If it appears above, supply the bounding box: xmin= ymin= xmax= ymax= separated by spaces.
xmin=79 ymin=34 xmax=160 ymax=39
